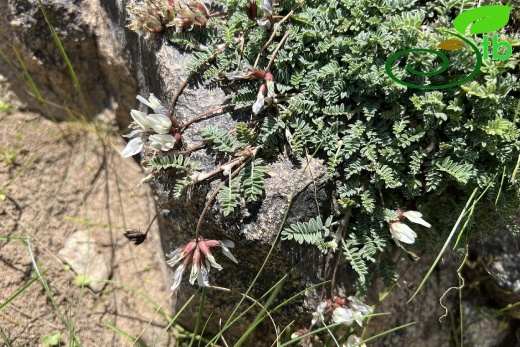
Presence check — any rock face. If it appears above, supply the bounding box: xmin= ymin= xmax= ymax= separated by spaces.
xmin=0 ymin=0 xmax=137 ymax=127
xmin=3 ymin=0 xmax=520 ymax=346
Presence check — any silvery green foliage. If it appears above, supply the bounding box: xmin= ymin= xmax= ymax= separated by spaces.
xmin=162 ymin=0 xmax=520 ymax=294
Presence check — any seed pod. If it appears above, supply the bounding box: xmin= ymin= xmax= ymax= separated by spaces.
xmin=246 ymin=1 xmax=258 ymax=20
xmin=124 ymin=229 xmax=147 ymax=246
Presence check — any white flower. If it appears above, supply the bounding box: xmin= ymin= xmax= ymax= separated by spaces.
xmin=332 ymin=307 xmax=354 ymax=326
xmin=348 ymin=296 xmax=372 ymax=315
xmin=345 ymin=334 xmax=366 ymax=347
xmin=121 ymin=130 xmax=146 ymax=157
xmin=121 ymin=110 xmax=153 ymax=157
xmin=389 ymin=221 xmax=417 ymax=244
xmin=197 ymin=262 xmax=210 ymax=287
xmin=346 ymin=296 xmax=371 ymax=326
xmin=137 ymin=93 xmax=168 ymax=115
xmin=147 ymin=113 xmax=172 ymax=134
xmin=149 ymin=134 xmax=175 ymax=151
xmin=312 ymin=301 xmax=328 ymax=325
xmin=402 ymin=210 xmax=431 ymax=228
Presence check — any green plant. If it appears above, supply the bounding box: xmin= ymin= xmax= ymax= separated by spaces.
xmin=0 ymin=100 xmax=13 ymax=114
xmin=122 ymin=0 xmax=520 ymax=344
xmin=127 ymin=0 xmax=520 ymax=290
xmin=41 ymin=332 xmax=61 ymax=347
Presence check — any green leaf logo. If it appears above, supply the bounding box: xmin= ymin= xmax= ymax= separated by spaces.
xmin=453 ymin=5 xmax=513 ymax=35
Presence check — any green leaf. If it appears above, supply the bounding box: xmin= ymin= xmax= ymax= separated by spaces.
xmin=218 ymin=178 xmax=241 ymax=216
xmin=76 ymin=274 xmax=90 ymax=287
xmin=241 ymin=159 xmax=269 ymax=202
xmin=42 ymin=332 xmax=61 ymax=346
xmin=453 ymin=5 xmax=513 ymax=35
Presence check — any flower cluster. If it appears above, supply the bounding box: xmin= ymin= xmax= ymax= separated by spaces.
xmin=312 ymin=296 xmax=372 ymax=327
xmin=121 ymin=94 xmax=178 ymax=157
xmin=388 ymin=210 xmax=431 ymax=245
xmin=127 ymin=0 xmax=210 ymax=36
xmin=166 ymin=237 xmax=238 ymax=290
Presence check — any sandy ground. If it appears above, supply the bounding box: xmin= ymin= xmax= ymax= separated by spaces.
xmin=0 ymin=111 xmax=175 ymax=346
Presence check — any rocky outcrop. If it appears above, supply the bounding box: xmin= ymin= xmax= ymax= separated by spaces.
xmin=0 ymin=0 xmax=137 ymax=127
xmin=2 ymin=1 xmax=520 ymax=346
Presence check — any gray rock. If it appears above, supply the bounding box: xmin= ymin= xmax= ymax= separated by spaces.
xmin=0 ymin=0 xmax=137 ymax=127
xmin=58 ymin=230 xmax=111 ymax=293
xmin=482 ymin=226 xmax=520 ymax=295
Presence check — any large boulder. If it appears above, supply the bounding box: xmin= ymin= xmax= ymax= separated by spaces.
xmin=0 ymin=0 xmax=137 ymax=127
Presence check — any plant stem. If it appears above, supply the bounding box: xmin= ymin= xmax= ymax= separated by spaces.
xmin=266 ymin=30 xmax=291 ymax=72
xmin=253 ymin=0 xmax=303 ymax=68
xmin=329 ymin=208 xmax=352 ymax=299
xmin=194 ymin=146 xmax=259 ymax=239
xmin=180 ymin=104 xmax=230 ymax=129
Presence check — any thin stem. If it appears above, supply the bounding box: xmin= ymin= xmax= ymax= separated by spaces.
xmin=194 ymin=159 xmax=251 ymax=239
xmin=180 ymin=105 xmax=230 ymax=129
xmin=174 ymin=143 xmax=206 ymax=155
xmin=168 ymin=72 xmax=196 ymax=116
xmin=253 ymin=0 xmax=304 ymax=68
xmin=329 ymin=208 xmax=352 ymax=299
xmin=168 ymin=48 xmax=225 ymax=116
xmin=265 ymin=30 xmax=291 ymax=72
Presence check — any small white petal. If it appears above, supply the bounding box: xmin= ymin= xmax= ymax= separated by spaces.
xmin=332 ymin=307 xmax=354 ymax=325
xmin=348 ymin=296 xmax=372 ymax=315
xmin=147 ymin=113 xmax=172 ymax=134
xmin=403 ymin=211 xmax=431 ymax=228
xmin=137 ymin=94 xmax=162 ymax=112
xmin=121 ymin=137 xmax=144 ymax=157
xmin=122 ymin=129 xmax=142 ymax=139
xmin=219 ymin=240 xmax=238 ymax=264
xmin=252 ymin=97 xmax=265 ymax=114
xmin=166 ymin=249 xmax=186 ymax=267
xmin=311 ymin=301 xmax=328 ymax=325
xmin=317 ymin=301 xmax=327 ymax=313
xmin=136 ymin=94 xmax=152 ymax=108
xmin=262 ymin=0 xmax=273 ymax=16
xmin=198 ymin=265 xmax=210 ymax=287
xmin=220 ymin=240 xmax=235 ymax=248
xmin=389 ymin=222 xmax=417 ymax=244
xmin=149 ymin=134 xmax=175 ymax=151
xmin=266 ymin=80 xmax=276 ymax=98
xmin=189 ymin=264 xmax=199 ymax=285
xmin=166 ymin=248 xmax=182 ymax=258
xmin=257 ymin=18 xmax=271 ymax=31
xmin=346 ymin=335 xmax=365 ymax=347
xmin=171 ymin=264 xmax=185 ymax=291
xmin=131 ymin=109 xmax=152 ymax=130
xmin=206 ymin=253 xmax=223 ymax=271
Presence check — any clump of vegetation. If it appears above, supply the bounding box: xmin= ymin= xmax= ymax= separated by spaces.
xmin=122 ymin=0 xmax=520 ymax=344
